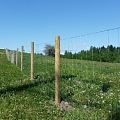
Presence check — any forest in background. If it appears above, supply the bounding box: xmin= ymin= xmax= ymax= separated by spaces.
xmin=61 ymin=45 xmax=120 ymax=63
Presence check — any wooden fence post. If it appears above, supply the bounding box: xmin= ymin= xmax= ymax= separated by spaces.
xmin=6 ymin=48 xmax=9 ymax=61
xmin=16 ymin=48 xmax=18 ymax=66
xmin=21 ymin=46 xmax=24 ymax=71
xmin=31 ymin=42 xmax=34 ymax=80
xmin=55 ymin=36 xmax=60 ymax=104
xmin=10 ymin=50 xmax=12 ymax=63
xmin=7 ymin=50 xmax=10 ymax=61
xmin=11 ymin=50 xmax=14 ymax=64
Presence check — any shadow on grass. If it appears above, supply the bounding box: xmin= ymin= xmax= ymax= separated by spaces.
xmin=107 ymin=104 xmax=120 ymax=120
xmin=0 ymin=74 xmax=76 ymax=95
xmin=107 ymin=112 xmax=120 ymax=120
xmin=60 ymin=74 xmax=76 ymax=80
xmin=78 ymin=79 xmax=111 ymax=93
xmin=0 ymin=78 xmax=55 ymax=95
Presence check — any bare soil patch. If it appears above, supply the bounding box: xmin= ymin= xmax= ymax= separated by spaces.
xmin=51 ymin=100 xmax=73 ymax=111
xmin=58 ymin=101 xmax=73 ymax=111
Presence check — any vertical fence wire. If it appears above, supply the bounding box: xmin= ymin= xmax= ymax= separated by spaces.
xmin=1 ymin=27 xmax=120 ymax=119
xmin=60 ymin=28 xmax=120 ymax=119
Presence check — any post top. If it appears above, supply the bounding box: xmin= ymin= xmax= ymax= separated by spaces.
xmin=55 ymin=36 xmax=60 ymax=40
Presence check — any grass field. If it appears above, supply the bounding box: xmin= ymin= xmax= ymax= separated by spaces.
xmin=0 ymin=49 xmax=120 ymax=119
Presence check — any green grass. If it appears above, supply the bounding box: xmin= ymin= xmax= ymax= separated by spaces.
xmin=0 ymin=49 xmax=120 ymax=119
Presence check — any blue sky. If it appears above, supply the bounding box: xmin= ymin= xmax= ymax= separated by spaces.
xmin=0 ymin=0 xmax=120 ymax=53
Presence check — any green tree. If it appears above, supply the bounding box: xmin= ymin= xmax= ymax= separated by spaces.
xmin=64 ymin=51 xmax=72 ymax=59
xmin=43 ymin=44 xmax=55 ymax=57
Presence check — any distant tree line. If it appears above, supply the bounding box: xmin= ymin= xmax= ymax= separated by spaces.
xmin=43 ymin=44 xmax=120 ymax=63
xmin=60 ymin=45 xmax=120 ymax=63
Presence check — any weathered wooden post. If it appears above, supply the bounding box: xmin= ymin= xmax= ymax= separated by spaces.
xmin=16 ymin=48 xmax=18 ymax=66
xmin=10 ymin=50 xmax=12 ymax=62
xmin=6 ymin=48 xmax=9 ymax=61
xmin=31 ymin=42 xmax=34 ymax=80
xmin=5 ymin=48 xmax=7 ymax=54
xmin=21 ymin=46 xmax=24 ymax=71
xmin=11 ymin=50 xmax=14 ymax=64
xmin=7 ymin=50 xmax=10 ymax=61
xmin=55 ymin=36 xmax=60 ymax=104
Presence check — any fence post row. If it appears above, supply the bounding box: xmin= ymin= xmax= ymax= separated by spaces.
xmin=31 ymin=42 xmax=34 ymax=80
xmin=55 ymin=36 xmax=60 ymax=104
xmin=6 ymin=38 xmax=61 ymax=104
xmin=21 ymin=46 xmax=24 ymax=71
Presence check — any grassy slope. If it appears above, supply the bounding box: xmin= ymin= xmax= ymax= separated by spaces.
xmin=0 ymin=49 xmax=28 ymax=89
xmin=0 ymin=50 xmax=62 ymax=119
xmin=0 ymin=49 xmax=120 ymax=119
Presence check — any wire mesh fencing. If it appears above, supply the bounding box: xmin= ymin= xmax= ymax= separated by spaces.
xmin=34 ymin=41 xmax=55 ymax=81
xmin=1 ymin=27 xmax=120 ymax=119
xmin=59 ymin=28 xmax=120 ymax=119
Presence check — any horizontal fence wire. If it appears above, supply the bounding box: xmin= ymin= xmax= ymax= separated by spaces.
xmin=0 ymin=27 xmax=120 ymax=119
xmin=60 ymin=28 xmax=120 ymax=119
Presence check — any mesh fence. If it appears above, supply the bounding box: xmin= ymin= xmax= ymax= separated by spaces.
xmin=60 ymin=28 xmax=120 ymax=119
xmin=0 ymin=28 xmax=120 ymax=119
